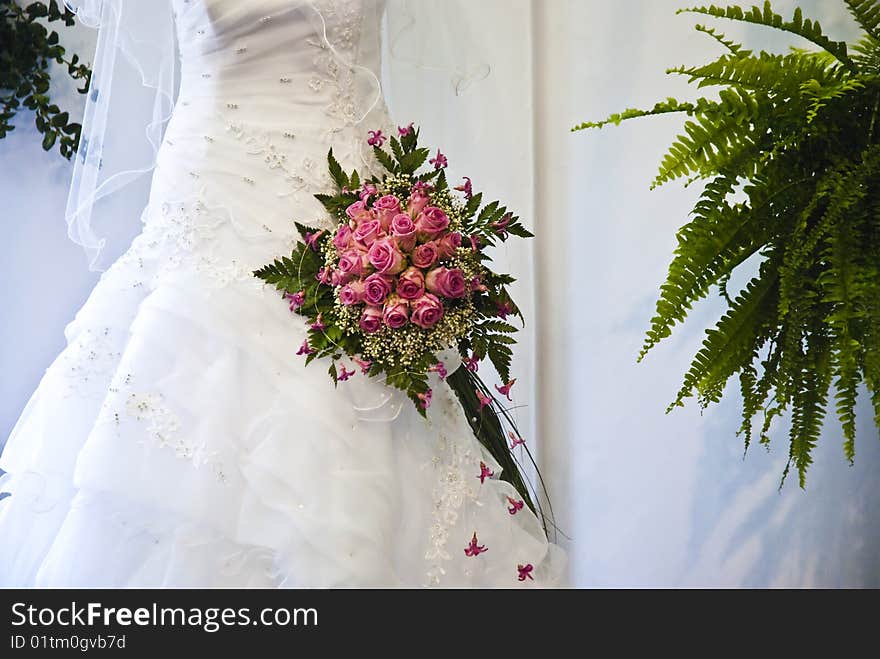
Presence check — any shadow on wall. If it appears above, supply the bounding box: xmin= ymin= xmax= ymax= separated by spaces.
xmin=685 ymin=397 xmax=880 ymax=587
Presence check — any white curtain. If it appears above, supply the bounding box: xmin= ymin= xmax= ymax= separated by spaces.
xmin=3 ymin=0 xmax=879 ymax=586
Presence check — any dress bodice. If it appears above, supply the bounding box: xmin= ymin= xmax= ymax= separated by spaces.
xmin=169 ymin=0 xmax=386 ymax=130
xmin=149 ymin=0 xmax=394 ymax=246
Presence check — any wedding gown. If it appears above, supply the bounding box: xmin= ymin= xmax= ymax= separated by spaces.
xmin=0 ymin=0 xmax=563 ymax=587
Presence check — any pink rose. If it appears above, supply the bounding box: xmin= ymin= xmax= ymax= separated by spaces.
xmin=333 ymin=225 xmax=353 ymax=251
xmin=383 ymin=295 xmax=410 ymax=329
xmin=346 ymin=200 xmax=375 ymax=226
xmin=426 ymin=267 xmax=467 ymax=299
xmin=437 ymin=231 xmax=462 ymax=259
xmin=353 ymin=219 xmax=383 ymax=248
xmin=396 ymin=266 xmax=426 ymax=300
xmin=410 ymin=293 xmax=444 ymax=329
xmin=373 ymin=195 xmax=401 ymax=232
xmin=391 ymin=213 xmax=418 ymax=252
xmin=407 ymin=189 xmax=430 ymax=216
xmin=368 ymin=238 xmax=407 ymax=275
xmin=411 ymin=241 xmax=440 ymax=269
xmin=363 ymin=273 xmax=393 ymax=306
xmin=415 ymin=207 xmax=450 ymax=242
xmin=338 ymin=249 xmax=367 ymax=277
xmin=339 ymin=280 xmax=366 ymax=306
xmin=359 ymin=306 xmax=383 ymax=334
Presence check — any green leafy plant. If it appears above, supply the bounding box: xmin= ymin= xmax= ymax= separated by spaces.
xmin=1 ymin=0 xmax=91 ymax=158
xmin=574 ymin=0 xmax=880 ymax=486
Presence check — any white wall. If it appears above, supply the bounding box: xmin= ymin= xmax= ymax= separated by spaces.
xmin=1 ymin=22 xmax=99 ymax=442
xmin=2 ymin=1 xmax=878 ymax=587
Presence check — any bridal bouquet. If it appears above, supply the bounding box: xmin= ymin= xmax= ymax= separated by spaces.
xmin=255 ymin=125 xmax=542 ymax=515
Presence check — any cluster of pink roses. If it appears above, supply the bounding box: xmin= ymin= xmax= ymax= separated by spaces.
xmin=328 ymin=184 xmax=469 ymax=332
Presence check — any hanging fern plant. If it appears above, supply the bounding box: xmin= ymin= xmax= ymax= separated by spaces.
xmin=574 ymin=0 xmax=880 ymax=486
xmin=0 ymin=0 xmax=90 ymax=159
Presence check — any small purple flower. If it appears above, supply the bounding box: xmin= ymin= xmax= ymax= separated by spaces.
xmin=464 ymin=353 xmax=480 ymax=373
xmin=476 ymin=390 xmax=492 ymax=411
xmin=517 ymin=564 xmax=534 ymax=582
xmin=284 ymin=290 xmax=306 ymax=311
xmin=496 ymin=301 xmax=514 ymax=320
xmin=338 ymin=364 xmax=356 ymax=382
xmin=464 ymin=532 xmax=488 ymax=557
xmin=478 ymin=461 xmax=494 ymax=483
xmin=470 ymin=276 xmax=488 ymax=293
xmin=508 ymin=431 xmax=525 ymax=450
xmin=429 ymin=149 xmax=448 ymax=170
xmin=360 ymin=182 xmax=378 ymax=203
xmin=429 ymin=362 xmax=448 ymax=380
xmin=507 ymin=497 xmax=525 ymax=515
xmin=398 ymin=123 xmax=414 ymax=136
xmin=418 ymin=388 xmax=433 ymax=410
xmin=367 ymin=130 xmax=386 ymax=147
xmin=310 ymin=314 xmax=327 ymax=332
xmin=495 ymin=379 xmax=516 ymax=401
xmin=296 ymin=340 xmax=315 ymax=356
xmin=469 ymin=234 xmax=481 ymax=252
xmin=353 ymin=357 xmax=372 ymax=374
xmin=316 ymin=268 xmax=332 ymax=285
xmin=412 ymin=180 xmax=434 ymax=194
xmin=454 ymin=177 xmax=473 ymax=199
xmin=492 ymin=213 xmax=512 ymax=239
xmin=304 ymin=230 xmax=325 ymax=251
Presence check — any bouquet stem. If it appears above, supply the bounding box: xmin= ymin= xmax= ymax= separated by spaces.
xmin=446 ymin=366 xmax=540 ymax=521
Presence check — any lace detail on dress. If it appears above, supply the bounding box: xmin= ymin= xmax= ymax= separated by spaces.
xmin=93 ymin=368 xmax=229 ymax=483
xmin=308 ymin=0 xmax=364 ymax=125
xmin=58 ymin=327 xmax=121 ymax=398
xmin=424 ymin=389 xmax=482 ymax=586
xmin=224 ymin=120 xmax=336 ymax=214
xmin=114 ymin=199 xmax=266 ymax=290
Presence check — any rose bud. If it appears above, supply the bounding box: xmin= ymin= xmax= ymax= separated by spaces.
xmin=390 ymin=213 xmax=418 ymax=252
xmin=383 ymin=295 xmax=410 ymax=329
xmin=411 ymin=241 xmax=440 ymax=269
xmin=410 ymin=293 xmax=444 ymax=329
xmin=368 ymin=238 xmax=407 ymax=275
xmin=425 ymin=267 xmax=467 ymax=299
xmin=363 ymin=273 xmax=393 ymax=306
xmin=359 ymin=306 xmax=383 ymax=333
xmin=373 ymin=195 xmax=401 ymax=232
xmin=396 ymin=266 xmax=426 ymax=300
xmin=415 ymin=206 xmax=450 ymax=242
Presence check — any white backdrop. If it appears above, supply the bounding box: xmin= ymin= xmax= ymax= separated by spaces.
xmin=2 ymin=0 xmax=879 ymax=587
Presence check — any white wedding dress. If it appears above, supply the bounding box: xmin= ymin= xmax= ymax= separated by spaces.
xmin=0 ymin=0 xmax=563 ymax=587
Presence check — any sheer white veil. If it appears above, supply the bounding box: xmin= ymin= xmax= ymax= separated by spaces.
xmin=63 ymin=0 xmax=177 ymax=271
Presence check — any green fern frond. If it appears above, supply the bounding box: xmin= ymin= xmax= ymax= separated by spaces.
xmin=668 ymin=50 xmax=843 ymax=94
xmin=679 ymin=2 xmax=854 ymax=68
xmin=652 ymin=88 xmax=765 ymax=187
xmin=789 ymin=332 xmax=833 ymax=487
xmin=845 ymin=0 xmax=880 ymax=42
xmin=694 ymin=23 xmax=752 ymax=56
xmin=671 ymin=265 xmax=779 ymax=412
xmin=576 ymin=1 xmax=880 ymax=484
xmin=571 ymin=98 xmax=698 ymax=132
